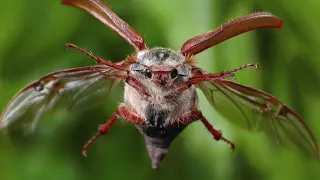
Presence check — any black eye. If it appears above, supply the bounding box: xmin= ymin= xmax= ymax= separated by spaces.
xmin=170 ymin=69 xmax=178 ymax=78
xmin=145 ymin=69 xmax=152 ymax=78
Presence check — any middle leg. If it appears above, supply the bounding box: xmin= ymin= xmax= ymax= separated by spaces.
xmin=176 ymin=109 xmax=235 ymax=151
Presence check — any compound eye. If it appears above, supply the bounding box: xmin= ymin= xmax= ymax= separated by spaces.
xmin=145 ymin=69 xmax=152 ymax=78
xmin=170 ymin=69 xmax=178 ymax=78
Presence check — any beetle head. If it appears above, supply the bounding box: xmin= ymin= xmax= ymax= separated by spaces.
xmin=131 ymin=48 xmax=190 ymax=88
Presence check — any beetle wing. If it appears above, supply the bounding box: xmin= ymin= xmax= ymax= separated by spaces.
xmin=0 ymin=65 xmax=123 ymax=132
xmin=180 ymin=12 xmax=282 ymax=56
xmin=61 ymin=0 xmax=147 ymax=51
xmin=198 ymin=79 xmax=319 ymax=158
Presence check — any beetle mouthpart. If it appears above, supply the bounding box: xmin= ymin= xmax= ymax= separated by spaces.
xmin=153 ymin=73 xmax=169 ymax=87
xmin=154 ymin=79 xmax=166 ymax=86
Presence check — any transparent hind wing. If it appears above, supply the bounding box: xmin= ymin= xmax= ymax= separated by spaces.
xmin=0 ymin=65 xmax=123 ymax=132
xmin=198 ymin=79 xmax=319 ymax=159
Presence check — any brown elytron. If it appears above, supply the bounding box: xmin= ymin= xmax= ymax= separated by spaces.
xmin=0 ymin=0 xmax=318 ymax=170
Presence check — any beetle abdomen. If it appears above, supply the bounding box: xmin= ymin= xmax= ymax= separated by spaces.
xmin=136 ymin=124 xmax=186 ymax=169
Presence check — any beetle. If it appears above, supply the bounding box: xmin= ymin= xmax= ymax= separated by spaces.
xmin=0 ymin=0 xmax=319 ymax=169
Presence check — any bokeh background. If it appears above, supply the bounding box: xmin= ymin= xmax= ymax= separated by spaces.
xmin=0 ymin=0 xmax=320 ymax=179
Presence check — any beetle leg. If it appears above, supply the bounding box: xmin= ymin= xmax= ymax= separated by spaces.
xmin=91 ymin=71 xmax=151 ymax=98
xmin=174 ymin=109 xmax=235 ymax=151
xmin=82 ymin=106 xmax=147 ymax=157
xmin=82 ymin=113 xmax=118 ymax=157
xmin=125 ymin=76 xmax=151 ymax=97
xmin=65 ymin=43 xmax=150 ymax=97
xmin=219 ymin=63 xmax=259 ymax=79
xmin=168 ymin=63 xmax=259 ymax=97
xmin=117 ymin=105 xmax=147 ymax=125
xmin=65 ymin=43 xmax=126 ymax=71
xmin=200 ymin=117 xmax=235 ymax=151
xmin=175 ymin=109 xmax=202 ymax=125
xmin=191 ymin=63 xmax=259 ymax=83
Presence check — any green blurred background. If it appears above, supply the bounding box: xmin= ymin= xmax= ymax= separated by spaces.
xmin=0 ymin=0 xmax=320 ymax=179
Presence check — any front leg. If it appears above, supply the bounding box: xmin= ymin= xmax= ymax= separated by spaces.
xmin=82 ymin=105 xmax=147 ymax=156
xmin=95 ymin=71 xmax=151 ymax=98
xmin=65 ymin=43 xmax=127 ymax=71
xmin=168 ymin=63 xmax=259 ymax=96
xmin=65 ymin=43 xmax=151 ymax=98
xmin=125 ymin=76 xmax=151 ymax=97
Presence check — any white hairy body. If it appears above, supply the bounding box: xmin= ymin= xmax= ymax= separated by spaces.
xmin=124 ymin=81 xmax=197 ymax=126
xmin=124 ymin=47 xmax=198 ymax=127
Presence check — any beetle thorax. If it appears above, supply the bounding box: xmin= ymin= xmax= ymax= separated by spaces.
xmin=137 ymin=47 xmax=185 ymax=66
xmin=124 ymin=47 xmax=198 ymax=127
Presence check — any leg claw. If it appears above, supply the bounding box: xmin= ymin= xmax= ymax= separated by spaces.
xmin=82 ymin=149 xmax=88 ymax=157
xmin=221 ymin=137 xmax=235 ymax=152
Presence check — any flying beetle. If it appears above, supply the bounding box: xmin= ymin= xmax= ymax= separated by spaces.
xmin=0 ymin=0 xmax=319 ymax=169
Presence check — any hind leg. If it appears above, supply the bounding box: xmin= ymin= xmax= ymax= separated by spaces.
xmin=82 ymin=105 xmax=146 ymax=156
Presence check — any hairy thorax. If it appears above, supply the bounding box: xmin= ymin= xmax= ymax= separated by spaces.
xmin=123 ymin=82 xmax=198 ymax=127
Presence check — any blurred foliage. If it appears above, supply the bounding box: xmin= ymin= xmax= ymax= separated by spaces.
xmin=0 ymin=0 xmax=320 ymax=180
